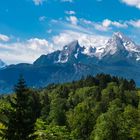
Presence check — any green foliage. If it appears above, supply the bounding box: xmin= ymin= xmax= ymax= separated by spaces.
xmin=67 ymin=100 xmax=94 ymax=139
xmin=48 ymin=96 xmax=67 ymax=125
xmin=123 ymin=105 xmax=140 ymax=140
xmin=34 ymin=119 xmax=72 ymax=140
xmin=0 ymin=74 xmax=139 ymax=140
xmin=92 ymin=99 xmax=125 ymax=140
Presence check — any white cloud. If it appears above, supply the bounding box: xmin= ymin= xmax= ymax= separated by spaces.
xmin=81 ymin=19 xmax=128 ymax=31
xmin=27 ymin=38 xmax=49 ymax=50
xmin=94 ymin=23 xmax=110 ymax=31
xmin=52 ymin=30 xmax=109 ymax=50
xmin=39 ymin=16 xmax=47 ymax=21
xmin=66 ymin=16 xmax=78 ymax=25
xmin=128 ymin=19 xmax=140 ymax=27
xmin=102 ymin=19 xmax=112 ymax=27
xmin=65 ymin=10 xmax=76 ymax=15
xmin=102 ymin=19 xmax=128 ymax=28
xmin=47 ymin=29 xmax=52 ymax=34
xmin=0 ymin=34 xmax=10 ymax=42
xmin=111 ymin=21 xmax=128 ymax=28
xmin=0 ymin=38 xmax=54 ymax=64
xmin=33 ymin=0 xmax=46 ymax=5
xmin=33 ymin=0 xmax=73 ymax=5
xmin=100 ymin=19 xmax=140 ymax=29
xmin=61 ymin=0 xmax=73 ymax=2
xmin=121 ymin=0 xmax=140 ymax=9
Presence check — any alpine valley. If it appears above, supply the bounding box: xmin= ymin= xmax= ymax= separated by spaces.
xmin=0 ymin=32 xmax=140 ymax=93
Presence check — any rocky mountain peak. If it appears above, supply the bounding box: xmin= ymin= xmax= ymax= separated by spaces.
xmin=56 ymin=40 xmax=82 ymax=63
xmin=34 ymin=32 xmax=140 ymax=65
xmin=113 ymin=31 xmax=126 ymax=39
xmin=62 ymin=40 xmax=80 ymax=53
xmin=100 ymin=32 xmax=140 ymax=59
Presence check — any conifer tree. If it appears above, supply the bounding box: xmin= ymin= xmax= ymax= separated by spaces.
xmin=5 ymin=75 xmax=36 ymax=140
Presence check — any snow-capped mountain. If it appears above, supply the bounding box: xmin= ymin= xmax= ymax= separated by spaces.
xmin=75 ymin=32 xmax=140 ymax=62
xmin=34 ymin=32 xmax=140 ymax=67
xmin=56 ymin=40 xmax=82 ymax=63
xmin=100 ymin=32 xmax=140 ymax=61
xmin=1 ymin=31 xmax=140 ymax=93
xmin=34 ymin=40 xmax=84 ymax=65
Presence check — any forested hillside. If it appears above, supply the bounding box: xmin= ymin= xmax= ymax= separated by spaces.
xmin=0 ymin=74 xmax=140 ymax=140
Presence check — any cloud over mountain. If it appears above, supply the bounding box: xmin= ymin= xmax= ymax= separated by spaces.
xmin=0 ymin=38 xmax=54 ymax=64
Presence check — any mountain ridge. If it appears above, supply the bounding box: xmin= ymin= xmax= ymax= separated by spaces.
xmin=34 ymin=32 xmax=140 ymax=65
xmin=0 ymin=32 xmax=140 ymax=93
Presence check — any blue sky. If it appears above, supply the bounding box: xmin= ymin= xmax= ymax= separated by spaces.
xmin=0 ymin=0 xmax=140 ymax=64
